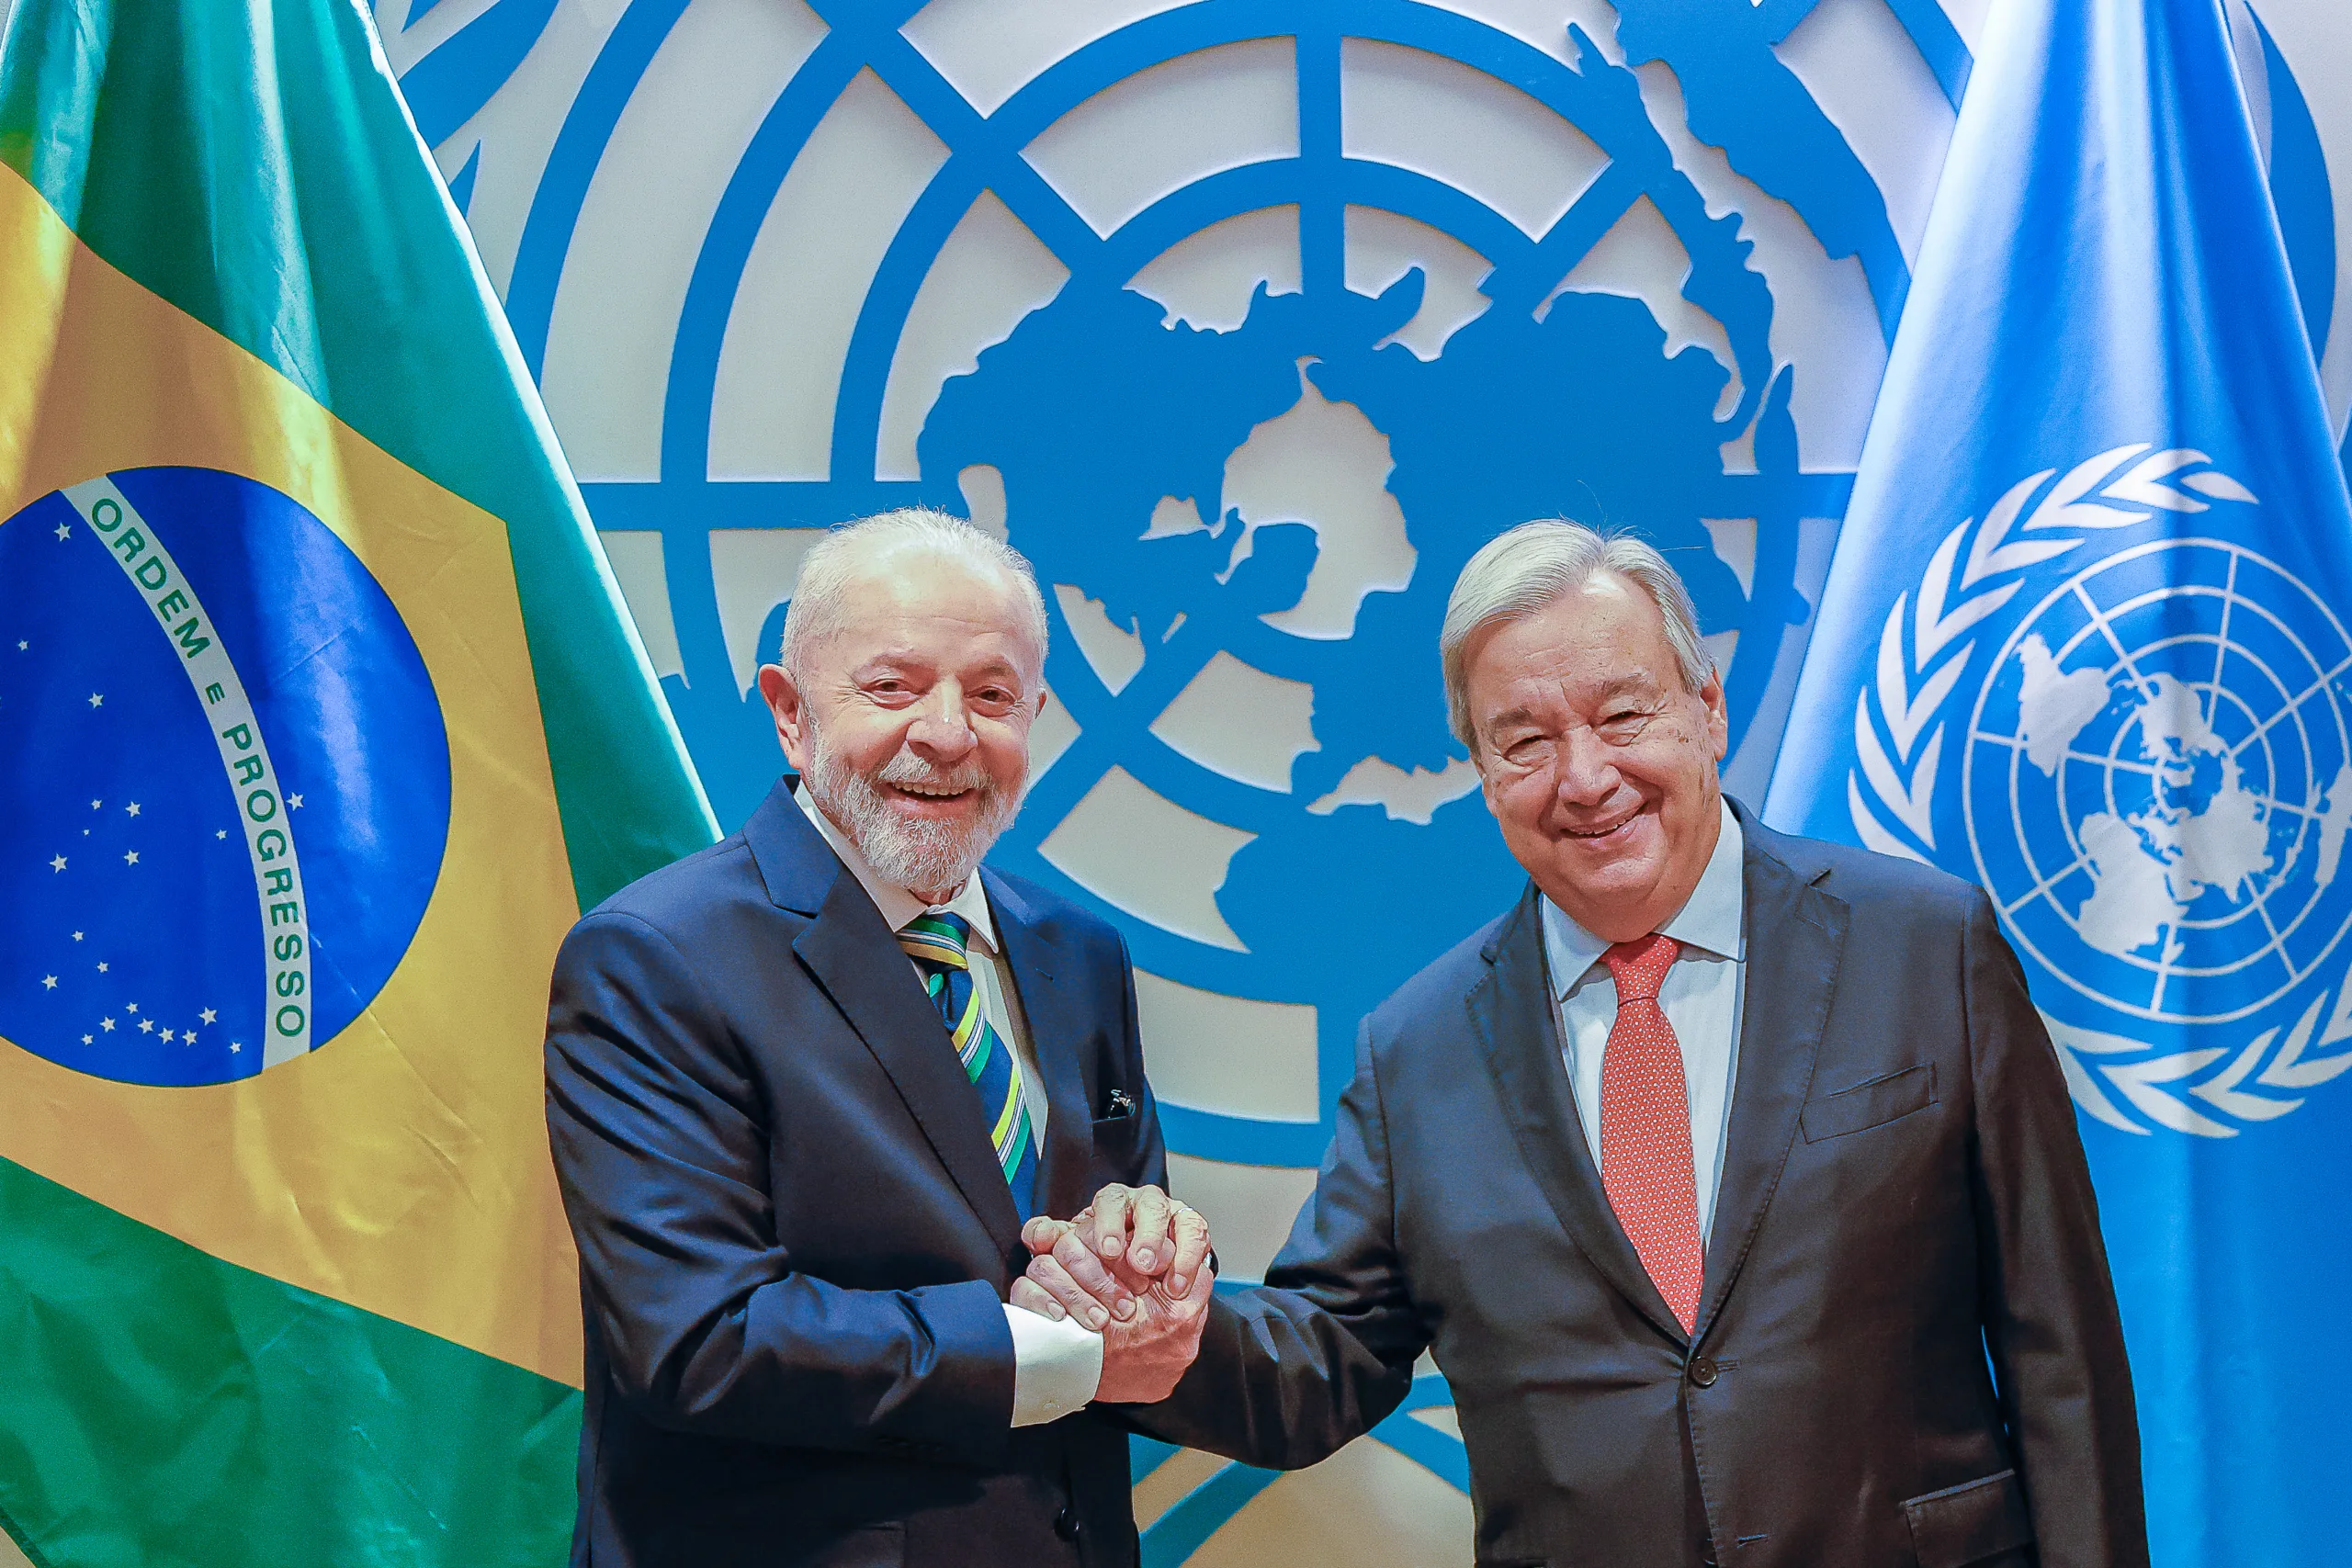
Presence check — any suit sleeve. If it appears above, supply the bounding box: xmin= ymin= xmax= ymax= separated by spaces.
xmin=545 ymin=909 xmax=1015 ymax=1467
xmin=1961 ymin=890 xmax=2151 ymax=1567
xmin=1127 ymin=1021 xmax=1425 ymax=1469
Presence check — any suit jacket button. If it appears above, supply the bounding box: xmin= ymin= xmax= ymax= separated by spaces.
xmin=1688 ymin=1355 xmax=1720 ymax=1388
xmin=1054 ymin=1506 xmax=1081 ymax=1542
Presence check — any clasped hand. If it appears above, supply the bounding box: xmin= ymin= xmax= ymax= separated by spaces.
xmin=1013 ymin=1183 xmax=1213 ymax=1404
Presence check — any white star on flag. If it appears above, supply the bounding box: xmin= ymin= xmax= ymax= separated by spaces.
xmin=200 ymin=1008 xmax=218 ymax=1024
xmin=138 ymin=1019 xmax=153 ymax=1033
xmin=41 ymin=976 xmax=57 ymax=989
xmin=49 ymin=854 xmax=65 ymax=872
xmin=230 ymin=1043 xmax=243 ymax=1055
xmin=123 ymin=851 xmax=139 ymax=866
xmin=71 ymin=931 xmax=84 ymax=941
xmin=53 ymin=524 xmax=70 ymax=540
xmin=126 ymin=802 xmax=141 ymax=817
xmin=216 ymin=829 xmax=228 ymax=840
xmin=99 ymin=1018 xmax=115 ymax=1032
xmin=80 ymin=1034 xmax=92 ymax=1045
xmin=96 ymin=962 xmax=108 ymax=973
xmin=161 ymin=1029 xmax=175 ymax=1043
xmin=86 ymin=693 xmax=102 ymax=707
xmin=288 ymin=795 xmax=305 ymax=808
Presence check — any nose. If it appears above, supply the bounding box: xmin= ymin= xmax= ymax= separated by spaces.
xmin=1553 ymin=727 xmax=1619 ymax=807
xmin=907 ymin=682 xmax=978 ymax=762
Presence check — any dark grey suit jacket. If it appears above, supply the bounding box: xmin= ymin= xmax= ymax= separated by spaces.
xmin=1136 ymin=807 xmax=2146 ymax=1568
xmin=546 ymin=780 xmax=1165 ymax=1568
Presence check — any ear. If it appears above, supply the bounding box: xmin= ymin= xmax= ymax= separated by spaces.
xmin=1470 ymin=744 xmax=1505 ymax=818
xmin=1700 ymin=664 xmax=1730 ymax=763
xmin=757 ymin=664 xmax=812 ymax=773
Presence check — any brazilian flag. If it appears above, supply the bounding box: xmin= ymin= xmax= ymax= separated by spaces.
xmin=0 ymin=0 xmax=717 ymax=1562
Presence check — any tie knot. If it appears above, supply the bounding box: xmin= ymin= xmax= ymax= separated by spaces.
xmin=1602 ymin=932 xmax=1679 ymax=1002
xmin=899 ymin=911 xmax=971 ymax=972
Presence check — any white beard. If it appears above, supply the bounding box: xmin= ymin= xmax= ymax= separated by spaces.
xmin=804 ymin=720 xmax=1025 ymax=899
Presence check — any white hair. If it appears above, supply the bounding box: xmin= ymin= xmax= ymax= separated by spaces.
xmin=1439 ymin=520 xmax=1713 ymax=751
xmin=779 ymin=507 xmax=1048 ymax=679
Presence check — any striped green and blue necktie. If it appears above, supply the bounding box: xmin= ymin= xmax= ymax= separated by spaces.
xmin=899 ymin=912 xmax=1038 ymax=1218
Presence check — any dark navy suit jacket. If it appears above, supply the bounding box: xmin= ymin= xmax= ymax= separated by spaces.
xmin=545 ymin=779 xmax=1165 ymax=1568
xmin=1133 ymin=807 xmax=2147 ymax=1568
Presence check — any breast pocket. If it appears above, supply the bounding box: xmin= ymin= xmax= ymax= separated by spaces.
xmin=1801 ymin=1062 xmax=1937 ymax=1142
xmin=1088 ymin=1091 xmax=1146 ymax=1179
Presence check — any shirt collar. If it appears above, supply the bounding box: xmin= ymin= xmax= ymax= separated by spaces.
xmin=792 ymin=780 xmax=1000 ymax=954
xmin=1539 ymin=798 xmax=1745 ymax=999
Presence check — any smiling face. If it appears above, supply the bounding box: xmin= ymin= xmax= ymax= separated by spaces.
xmin=1464 ymin=571 xmax=1728 ymax=943
xmin=756 ymin=548 xmax=1045 ymax=903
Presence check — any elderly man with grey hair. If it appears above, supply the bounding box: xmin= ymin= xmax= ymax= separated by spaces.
xmin=544 ymin=509 xmax=1209 ymax=1568
xmin=1020 ymin=521 xmax=2147 ymax=1568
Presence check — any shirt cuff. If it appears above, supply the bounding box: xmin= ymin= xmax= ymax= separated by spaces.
xmin=1003 ymin=1302 xmax=1104 ymax=1427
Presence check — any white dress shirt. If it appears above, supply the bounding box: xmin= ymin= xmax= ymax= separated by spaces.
xmin=1540 ymin=799 xmax=1747 ymax=1243
xmin=793 ymin=784 xmax=1104 ymax=1425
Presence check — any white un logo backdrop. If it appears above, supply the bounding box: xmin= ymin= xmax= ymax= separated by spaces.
xmin=1853 ymin=445 xmax=2352 ymax=1137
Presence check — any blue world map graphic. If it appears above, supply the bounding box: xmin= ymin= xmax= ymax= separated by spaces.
xmin=0 ymin=468 xmax=450 ymax=1087
xmin=921 ymin=268 xmax=1780 ymax=1164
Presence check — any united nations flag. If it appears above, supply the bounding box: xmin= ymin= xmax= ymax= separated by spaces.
xmin=0 ymin=2 xmax=713 ymax=1564
xmin=1765 ymin=0 xmax=2352 ymax=1559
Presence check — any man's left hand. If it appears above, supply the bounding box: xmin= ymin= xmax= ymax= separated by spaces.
xmin=1015 ymin=1186 xmax=1214 ymax=1403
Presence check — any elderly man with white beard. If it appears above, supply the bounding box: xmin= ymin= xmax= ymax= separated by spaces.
xmin=542 ymin=509 xmax=1212 ymax=1568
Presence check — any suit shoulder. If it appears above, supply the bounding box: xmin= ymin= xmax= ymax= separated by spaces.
xmin=1364 ymin=903 xmax=1518 ymax=1036
xmin=985 ymin=865 xmax=1128 ymax=960
xmin=574 ymin=830 xmax=765 ymax=942
xmin=1769 ymin=827 xmax=1984 ymax=922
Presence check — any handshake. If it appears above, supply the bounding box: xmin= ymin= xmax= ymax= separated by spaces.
xmin=1014 ymin=1183 xmax=1215 ymax=1404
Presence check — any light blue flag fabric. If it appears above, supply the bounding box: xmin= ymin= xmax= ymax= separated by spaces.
xmin=1762 ymin=0 xmax=2352 ymax=1562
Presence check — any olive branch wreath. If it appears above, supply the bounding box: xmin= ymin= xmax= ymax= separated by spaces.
xmin=1847 ymin=444 xmax=2352 ymax=1136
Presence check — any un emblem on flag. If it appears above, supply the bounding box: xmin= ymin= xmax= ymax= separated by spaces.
xmin=1968 ymin=539 xmax=2352 ymax=1024
xmin=0 ymin=468 xmax=450 ymax=1088
xmin=1852 ymin=446 xmax=2352 ymax=1136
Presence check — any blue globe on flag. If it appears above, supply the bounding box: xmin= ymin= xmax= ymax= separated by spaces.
xmin=0 ymin=468 xmax=450 ymax=1087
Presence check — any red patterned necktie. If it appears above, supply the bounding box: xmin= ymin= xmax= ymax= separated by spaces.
xmin=1600 ymin=933 xmax=1704 ymax=1335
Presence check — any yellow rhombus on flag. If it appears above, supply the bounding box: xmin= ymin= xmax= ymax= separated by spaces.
xmin=0 ymin=1 xmax=719 ymax=1563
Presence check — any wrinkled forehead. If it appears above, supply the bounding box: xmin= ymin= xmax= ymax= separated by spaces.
xmin=1473 ymin=577 xmax=1679 ymax=694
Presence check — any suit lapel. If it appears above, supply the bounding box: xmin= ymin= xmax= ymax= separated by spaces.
xmin=1466 ymin=886 xmax=1688 ymax=1344
xmin=1696 ymin=816 xmax=1849 ymax=1338
xmin=752 ymin=782 xmax=1028 ymax=1260
xmin=985 ymin=870 xmax=1095 ymax=1223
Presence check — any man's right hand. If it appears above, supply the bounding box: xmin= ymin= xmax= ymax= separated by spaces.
xmin=1014 ymin=1185 xmax=1214 ymax=1404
